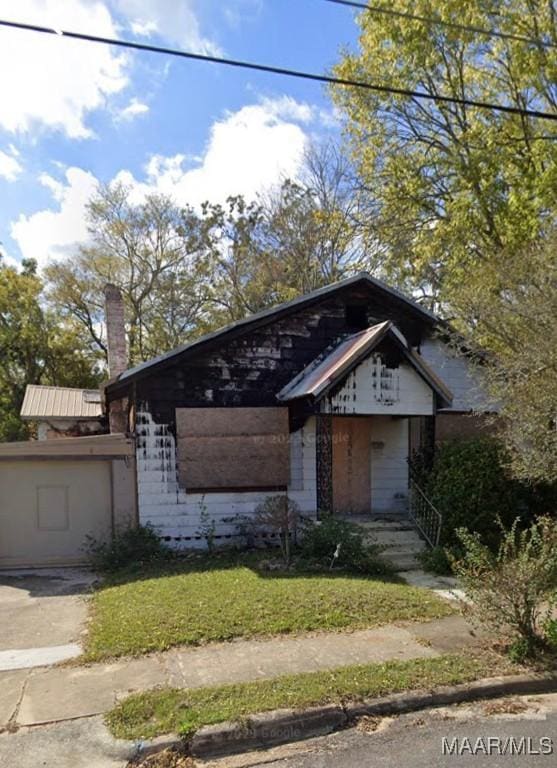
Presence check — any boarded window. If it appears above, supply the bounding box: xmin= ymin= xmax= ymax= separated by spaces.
xmin=176 ymin=407 xmax=290 ymax=491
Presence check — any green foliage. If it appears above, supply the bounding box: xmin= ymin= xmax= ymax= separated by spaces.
xmin=416 ymin=437 xmax=555 ymax=551
xmin=45 ymin=183 xmax=212 ymax=366
xmin=300 ymin=516 xmax=391 ymax=576
xmin=85 ymin=524 xmax=173 ymax=573
xmin=417 ymin=546 xmax=453 ymax=576
xmin=196 ymin=496 xmax=216 ymax=554
xmin=452 ymin=517 xmax=557 ymax=658
xmin=507 ymin=638 xmax=532 ymax=665
xmin=333 ymin=0 xmax=557 ymax=308
xmin=106 ymin=652 xmax=502 ymax=740
xmin=454 ymin=235 xmax=557 ymax=484
xmin=544 ymin=620 xmax=557 ymax=650
xmin=0 ymin=256 xmax=101 ymax=441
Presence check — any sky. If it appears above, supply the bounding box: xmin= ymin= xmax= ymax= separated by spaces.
xmin=0 ymin=0 xmax=361 ymax=269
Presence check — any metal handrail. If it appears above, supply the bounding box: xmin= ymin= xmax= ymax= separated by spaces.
xmin=407 ymin=476 xmax=443 ymax=548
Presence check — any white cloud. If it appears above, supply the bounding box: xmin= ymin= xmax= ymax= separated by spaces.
xmin=118 ymin=98 xmax=311 ymax=207
xmin=0 ymin=148 xmax=23 ymax=181
xmin=10 ymin=97 xmax=313 ymax=266
xmin=116 ymin=98 xmax=150 ymax=122
xmin=11 ymin=168 xmax=98 ymax=266
xmin=113 ymin=0 xmax=221 ymax=54
xmin=0 ymin=0 xmax=128 ymax=138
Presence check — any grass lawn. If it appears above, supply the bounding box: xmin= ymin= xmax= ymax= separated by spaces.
xmin=107 ymin=651 xmax=511 ymax=740
xmin=84 ymin=552 xmax=454 ymax=661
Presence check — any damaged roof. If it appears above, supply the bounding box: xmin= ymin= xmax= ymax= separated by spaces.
xmin=107 ymin=272 xmax=437 ymax=391
xmin=20 ymin=385 xmax=103 ymax=421
xmin=278 ymin=321 xmax=453 ymax=406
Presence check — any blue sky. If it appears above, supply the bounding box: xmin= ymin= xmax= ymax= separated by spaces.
xmin=0 ymin=0 xmax=360 ymax=268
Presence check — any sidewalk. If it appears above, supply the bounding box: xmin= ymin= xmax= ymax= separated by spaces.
xmin=1 ymin=614 xmax=480 ymax=729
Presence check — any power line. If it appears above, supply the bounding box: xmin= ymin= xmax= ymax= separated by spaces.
xmin=1 ymin=18 xmax=556 ymax=122
xmin=324 ymin=0 xmax=557 ymax=50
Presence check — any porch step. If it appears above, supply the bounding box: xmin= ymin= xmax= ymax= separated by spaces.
xmin=345 ymin=513 xmax=427 ymax=573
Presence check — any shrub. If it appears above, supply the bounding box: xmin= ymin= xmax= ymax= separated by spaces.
xmin=85 ymin=524 xmax=173 ymax=572
xmin=417 ymin=545 xmax=453 ymax=576
xmin=300 ymin=516 xmax=391 ymax=575
xmin=544 ymin=619 xmax=557 ymax=651
xmin=414 ymin=437 xmax=556 ymax=551
xmin=254 ymin=495 xmax=301 ymax=565
xmin=196 ymin=496 xmax=216 ymax=554
xmin=452 ymin=517 xmax=557 ymax=658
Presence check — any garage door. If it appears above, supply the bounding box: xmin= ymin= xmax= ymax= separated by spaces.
xmin=0 ymin=460 xmax=112 ymax=567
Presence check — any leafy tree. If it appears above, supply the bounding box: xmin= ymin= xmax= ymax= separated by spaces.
xmin=201 ymin=144 xmax=373 ymax=327
xmin=0 ymin=257 xmax=100 ymax=441
xmin=455 ymin=233 xmax=557 ymax=483
xmin=333 ymin=0 xmax=557 ymax=308
xmin=45 ymin=183 xmax=213 ymax=365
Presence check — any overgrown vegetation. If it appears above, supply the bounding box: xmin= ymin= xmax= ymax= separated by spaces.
xmin=106 ymin=652 xmax=511 ymax=740
xmin=411 ymin=437 xmax=557 ymax=573
xmin=417 ymin=546 xmax=453 ymax=577
xmin=300 ymin=516 xmax=391 ymax=575
xmin=452 ymin=517 xmax=557 ymax=660
xmin=0 ymin=256 xmax=101 ymax=441
xmin=83 ymin=551 xmax=453 ymax=661
xmin=85 ymin=524 xmax=173 ymax=573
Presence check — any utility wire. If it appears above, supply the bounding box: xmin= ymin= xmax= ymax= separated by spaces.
xmin=324 ymin=0 xmax=557 ymax=50
xmin=1 ymin=18 xmax=556 ymax=122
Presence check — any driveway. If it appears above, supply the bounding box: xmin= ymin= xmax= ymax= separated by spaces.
xmin=0 ymin=569 xmax=96 ymax=670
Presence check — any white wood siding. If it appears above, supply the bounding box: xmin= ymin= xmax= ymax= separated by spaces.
xmin=136 ymin=408 xmax=317 ymax=549
xmin=420 ymin=337 xmax=492 ymax=412
xmin=326 ymin=355 xmax=434 ymax=416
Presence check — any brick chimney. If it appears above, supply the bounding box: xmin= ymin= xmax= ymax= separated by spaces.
xmin=104 ymin=283 xmax=127 ymax=378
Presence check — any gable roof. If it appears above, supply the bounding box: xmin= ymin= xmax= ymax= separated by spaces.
xmin=107 ymin=272 xmax=437 ymax=391
xmin=278 ymin=321 xmax=453 ymax=406
xmin=20 ymin=385 xmax=103 ymax=421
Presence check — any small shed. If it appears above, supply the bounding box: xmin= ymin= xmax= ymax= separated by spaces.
xmin=20 ymin=384 xmax=104 ymax=440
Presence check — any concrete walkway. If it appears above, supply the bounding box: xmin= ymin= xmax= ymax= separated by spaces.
xmin=0 ymin=614 xmax=480 ymax=729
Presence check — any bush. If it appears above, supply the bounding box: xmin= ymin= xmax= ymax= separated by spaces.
xmin=452 ymin=517 xmax=557 ymax=658
xmin=417 ymin=546 xmax=453 ymax=576
xmin=254 ymin=495 xmax=301 ymax=565
xmin=85 ymin=524 xmax=173 ymax=572
xmin=544 ymin=619 xmax=557 ymax=650
xmin=414 ymin=437 xmax=556 ymax=551
xmin=300 ymin=516 xmax=391 ymax=576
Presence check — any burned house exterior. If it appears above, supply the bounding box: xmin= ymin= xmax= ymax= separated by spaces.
xmin=102 ymin=274 xmax=491 ymax=549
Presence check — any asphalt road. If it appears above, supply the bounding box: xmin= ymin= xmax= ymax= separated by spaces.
xmin=228 ymin=693 xmax=557 ymax=768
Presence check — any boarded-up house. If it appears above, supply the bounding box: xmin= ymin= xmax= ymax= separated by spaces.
xmin=102 ymin=273 xmax=492 ymax=548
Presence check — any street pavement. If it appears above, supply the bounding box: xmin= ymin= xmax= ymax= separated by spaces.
xmin=207 ymin=693 xmax=557 ymax=768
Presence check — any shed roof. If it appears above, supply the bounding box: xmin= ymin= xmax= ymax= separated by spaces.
xmin=20 ymin=385 xmax=103 ymax=421
xmin=278 ymin=321 xmax=453 ymax=406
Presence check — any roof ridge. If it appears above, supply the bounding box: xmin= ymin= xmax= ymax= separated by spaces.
xmin=110 ymin=275 xmax=436 ymax=388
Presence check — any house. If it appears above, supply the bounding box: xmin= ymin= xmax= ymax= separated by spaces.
xmin=101 ymin=273 xmax=492 ymax=549
xmin=20 ymin=384 xmax=104 ymax=440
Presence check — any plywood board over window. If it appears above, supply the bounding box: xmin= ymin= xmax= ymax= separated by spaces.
xmin=176 ymin=407 xmax=290 ymax=492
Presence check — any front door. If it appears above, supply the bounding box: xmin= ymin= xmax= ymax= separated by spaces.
xmin=332 ymin=417 xmax=372 ymax=515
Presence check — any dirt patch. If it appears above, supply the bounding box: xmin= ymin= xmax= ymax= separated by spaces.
xmin=482 ymin=698 xmax=530 ymax=716
xmin=128 ymin=748 xmax=195 ymax=768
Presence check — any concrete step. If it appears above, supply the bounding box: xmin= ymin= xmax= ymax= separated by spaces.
xmin=368 ymin=530 xmax=424 ymax=547
xmin=388 ymin=555 xmax=422 ymax=572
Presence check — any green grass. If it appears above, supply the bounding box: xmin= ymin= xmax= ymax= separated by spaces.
xmin=84 ymin=553 xmax=454 ymax=661
xmin=106 ymin=652 xmax=509 ymax=740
